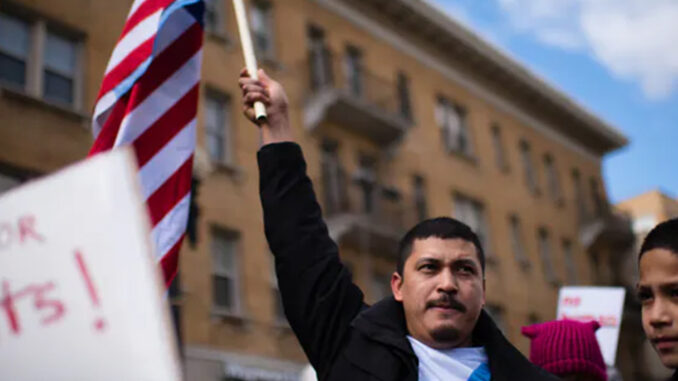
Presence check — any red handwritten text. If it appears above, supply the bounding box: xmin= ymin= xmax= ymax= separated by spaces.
xmin=0 ymin=215 xmax=45 ymax=250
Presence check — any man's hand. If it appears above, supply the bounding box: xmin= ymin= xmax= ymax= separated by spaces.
xmin=238 ymin=68 xmax=293 ymax=145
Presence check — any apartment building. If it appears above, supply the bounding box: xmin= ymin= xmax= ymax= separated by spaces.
xmin=0 ymin=0 xmax=636 ymax=379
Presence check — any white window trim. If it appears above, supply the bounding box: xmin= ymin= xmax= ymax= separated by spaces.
xmin=509 ymin=215 xmax=530 ymax=269
xmin=520 ymin=140 xmax=539 ymax=194
xmin=453 ymin=194 xmax=492 ymax=259
xmin=544 ymin=155 xmax=562 ymax=203
xmin=0 ymin=11 xmax=84 ymax=111
xmin=204 ymin=0 xmax=226 ymax=36
xmin=562 ymin=239 xmax=577 ymax=284
xmin=204 ymin=90 xmax=233 ymax=166
xmin=437 ymin=96 xmax=473 ymax=157
xmin=538 ymin=228 xmax=558 ymax=285
xmin=250 ymin=0 xmax=275 ymax=59
xmin=211 ymin=228 xmax=242 ymax=317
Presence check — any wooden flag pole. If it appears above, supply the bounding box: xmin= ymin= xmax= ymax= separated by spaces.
xmin=232 ymin=0 xmax=267 ymax=122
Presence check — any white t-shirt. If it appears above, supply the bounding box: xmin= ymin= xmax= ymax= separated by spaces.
xmin=407 ymin=336 xmax=491 ymax=381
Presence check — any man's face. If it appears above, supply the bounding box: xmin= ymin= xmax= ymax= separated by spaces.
xmin=639 ymin=248 xmax=678 ymax=369
xmin=391 ymin=237 xmax=485 ymax=349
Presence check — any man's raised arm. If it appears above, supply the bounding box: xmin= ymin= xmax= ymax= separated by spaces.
xmin=238 ymin=69 xmax=365 ymax=377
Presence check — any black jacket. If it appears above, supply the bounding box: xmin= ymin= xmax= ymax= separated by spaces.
xmin=258 ymin=142 xmax=559 ymax=381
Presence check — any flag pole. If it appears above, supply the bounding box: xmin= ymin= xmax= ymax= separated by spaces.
xmin=232 ymin=0 xmax=267 ymax=122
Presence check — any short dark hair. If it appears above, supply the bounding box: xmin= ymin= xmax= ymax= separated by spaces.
xmin=396 ymin=217 xmax=485 ymax=275
xmin=639 ymin=217 xmax=678 ymax=260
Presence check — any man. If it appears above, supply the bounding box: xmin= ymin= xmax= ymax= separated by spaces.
xmin=239 ymin=68 xmax=559 ymax=381
xmin=638 ymin=218 xmax=678 ymax=380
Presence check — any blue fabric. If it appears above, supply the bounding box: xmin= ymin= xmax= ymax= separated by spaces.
xmin=468 ymin=363 xmax=491 ymax=381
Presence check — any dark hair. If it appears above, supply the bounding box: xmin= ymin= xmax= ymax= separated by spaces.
xmin=396 ymin=217 xmax=485 ymax=275
xmin=639 ymin=217 xmax=678 ymax=260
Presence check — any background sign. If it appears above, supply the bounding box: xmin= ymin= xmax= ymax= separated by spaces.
xmin=557 ymin=286 xmax=626 ymax=366
xmin=0 ymin=149 xmax=181 ymax=380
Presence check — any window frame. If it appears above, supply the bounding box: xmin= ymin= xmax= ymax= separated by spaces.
xmin=490 ymin=123 xmax=509 ymax=172
xmin=508 ymin=214 xmax=530 ymax=269
xmin=537 ymin=227 xmax=558 ymax=285
xmin=543 ymin=154 xmax=563 ymax=204
xmin=250 ymin=0 xmax=275 ymax=59
xmin=453 ymin=193 xmax=492 ymax=260
xmin=0 ymin=9 xmax=83 ymax=110
xmin=204 ymin=0 xmax=226 ymax=36
xmin=203 ymin=89 xmax=233 ymax=166
xmin=562 ymin=238 xmax=577 ymax=284
xmin=519 ymin=140 xmax=539 ymax=195
xmin=436 ymin=96 xmax=473 ymax=157
xmin=210 ymin=226 xmax=242 ymax=316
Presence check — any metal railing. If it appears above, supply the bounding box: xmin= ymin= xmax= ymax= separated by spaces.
xmin=300 ymin=48 xmax=406 ymax=118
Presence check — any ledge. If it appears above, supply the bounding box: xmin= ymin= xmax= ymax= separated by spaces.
xmin=0 ymin=85 xmax=90 ymax=124
xmin=211 ymin=307 xmax=247 ymax=324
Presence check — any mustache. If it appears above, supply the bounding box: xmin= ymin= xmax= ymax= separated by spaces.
xmin=426 ymin=294 xmax=467 ymax=313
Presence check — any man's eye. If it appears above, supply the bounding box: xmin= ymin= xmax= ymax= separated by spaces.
xmin=419 ymin=264 xmax=436 ymax=272
xmin=637 ymin=290 xmax=653 ymax=303
xmin=458 ymin=266 xmax=474 ymax=274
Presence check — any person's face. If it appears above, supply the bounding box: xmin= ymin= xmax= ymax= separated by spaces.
xmin=639 ymin=248 xmax=678 ymax=369
xmin=392 ymin=237 xmax=485 ymax=349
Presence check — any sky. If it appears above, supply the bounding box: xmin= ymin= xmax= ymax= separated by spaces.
xmin=430 ymin=0 xmax=678 ymax=204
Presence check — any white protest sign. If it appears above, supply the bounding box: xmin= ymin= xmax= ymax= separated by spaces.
xmin=0 ymin=148 xmax=182 ymax=381
xmin=556 ymin=286 xmax=626 ymax=366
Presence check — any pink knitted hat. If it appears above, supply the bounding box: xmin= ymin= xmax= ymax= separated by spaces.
xmin=521 ymin=320 xmax=607 ymax=381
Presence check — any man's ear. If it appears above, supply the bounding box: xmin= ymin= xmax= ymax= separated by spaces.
xmin=482 ymin=277 xmax=486 ymax=308
xmin=391 ymin=272 xmax=404 ymax=302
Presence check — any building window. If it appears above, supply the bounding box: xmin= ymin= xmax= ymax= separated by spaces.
xmin=0 ymin=13 xmax=30 ymax=88
xmin=413 ymin=175 xmax=428 ymax=222
xmin=344 ymin=45 xmax=363 ymax=97
xmin=250 ymin=0 xmax=274 ymax=58
xmin=397 ymin=71 xmax=412 ymax=120
xmin=537 ymin=227 xmax=558 ymax=285
xmin=370 ymin=271 xmax=392 ymax=303
xmin=490 ymin=123 xmax=508 ymax=171
xmin=43 ymin=31 xmax=77 ymax=105
xmin=307 ymin=25 xmax=332 ymax=90
xmin=269 ymin=257 xmax=286 ymax=324
xmin=436 ymin=97 xmax=473 ymax=157
xmin=572 ymin=169 xmax=588 ymax=221
xmin=204 ymin=91 xmax=231 ymax=164
xmin=204 ymin=0 xmax=225 ymax=36
xmin=590 ymin=178 xmax=606 ymax=218
xmin=519 ymin=140 xmax=539 ymax=195
xmin=508 ymin=215 xmax=530 ymax=269
xmin=562 ymin=239 xmax=577 ymax=284
xmin=485 ymin=304 xmax=506 ymax=333
xmin=454 ymin=194 xmax=491 ymax=258
xmin=0 ymin=11 xmax=82 ymax=108
xmin=355 ymin=155 xmax=377 ymax=214
xmin=543 ymin=154 xmax=562 ymax=203
xmin=211 ymin=227 xmax=241 ymax=315
xmin=320 ymin=140 xmax=347 ymax=215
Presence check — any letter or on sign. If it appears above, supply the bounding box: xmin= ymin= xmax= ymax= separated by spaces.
xmin=0 ymin=148 xmax=181 ymax=381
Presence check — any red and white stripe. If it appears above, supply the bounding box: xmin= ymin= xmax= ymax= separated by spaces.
xmin=89 ymin=0 xmax=204 ymax=287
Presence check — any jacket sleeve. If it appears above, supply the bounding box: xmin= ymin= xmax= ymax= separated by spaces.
xmin=257 ymin=142 xmax=365 ymax=377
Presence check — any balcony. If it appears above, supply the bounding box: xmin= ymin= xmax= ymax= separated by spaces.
xmin=300 ymin=49 xmax=413 ymax=146
xmin=322 ymin=174 xmax=418 ymax=258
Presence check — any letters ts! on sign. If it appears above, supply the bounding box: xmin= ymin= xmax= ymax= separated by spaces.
xmin=0 ymin=148 xmax=182 ymax=381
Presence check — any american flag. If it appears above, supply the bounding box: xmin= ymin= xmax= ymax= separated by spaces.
xmin=89 ymin=0 xmax=205 ymax=287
